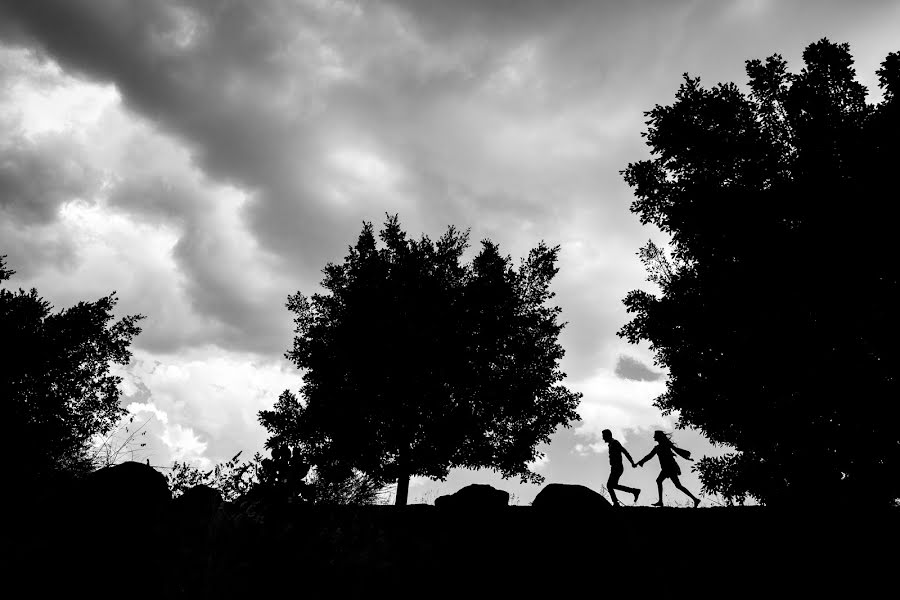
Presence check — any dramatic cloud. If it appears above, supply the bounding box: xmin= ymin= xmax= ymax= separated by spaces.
xmin=3 ymin=0 xmax=897 ymax=366
xmin=0 ymin=135 xmax=97 ymax=224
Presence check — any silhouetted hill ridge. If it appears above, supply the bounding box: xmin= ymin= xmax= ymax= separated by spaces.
xmin=11 ymin=463 xmax=897 ymax=598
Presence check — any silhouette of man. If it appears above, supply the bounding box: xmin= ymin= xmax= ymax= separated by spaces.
xmin=602 ymin=429 xmax=641 ymax=506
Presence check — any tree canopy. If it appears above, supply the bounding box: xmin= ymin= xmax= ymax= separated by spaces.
xmin=1 ymin=255 xmax=144 ymax=486
xmin=259 ymin=215 xmax=581 ymax=504
xmin=620 ymin=40 xmax=899 ymax=506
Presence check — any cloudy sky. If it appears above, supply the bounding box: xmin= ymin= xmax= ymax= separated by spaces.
xmin=1 ymin=0 xmax=897 ymax=505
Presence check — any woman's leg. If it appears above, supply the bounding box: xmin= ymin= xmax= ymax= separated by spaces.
xmin=671 ymin=475 xmax=700 ymax=507
xmin=653 ymin=473 xmax=666 ymax=506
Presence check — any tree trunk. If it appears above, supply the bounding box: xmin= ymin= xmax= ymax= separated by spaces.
xmin=394 ymin=439 xmax=411 ymax=506
xmin=395 ymin=471 xmax=409 ymax=506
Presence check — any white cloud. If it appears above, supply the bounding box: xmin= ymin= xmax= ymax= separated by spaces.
xmin=118 ymin=349 xmax=304 ymax=467
xmin=330 ymin=146 xmax=401 ymax=188
xmin=158 ymin=422 xmax=209 ymax=466
xmin=127 ymin=402 xmax=169 ymax=425
xmin=571 ymin=368 xmax=673 ymax=454
xmin=0 ymin=45 xmax=119 ymax=139
xmin=527 ymin=453 xmax=550 ymax=471
xmin=94 ymin=349 xmax=305 ymax=472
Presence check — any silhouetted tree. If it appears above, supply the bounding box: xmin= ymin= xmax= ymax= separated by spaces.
xmin=259 ymin=215 xmax=581 ymax=505
xmin=1 ymin=255 xmax=144 ymax=486
xmin=619 ymin=40 xmax=899 ymax=506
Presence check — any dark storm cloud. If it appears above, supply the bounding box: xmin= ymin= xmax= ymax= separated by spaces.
xmin=615 ymin=354 xmax=664 ymax=382
xmin=106 ymin=173 xmax=295 ymax=355
xmin=0 ymin=0 xmax=582 ymax=354
xmin=106 ymin=177 xmax=195 ymax=228
xmin=0 ymin=0 xmax=350 ymax=355
xmin=0 ymin=219 xmax=78 ymax=279
xmin=0 ymin=50 xmax=99 ymax=277
xmin=0 ymin=0 xmax=344 ymax=264
xmin=0 ymin=134 xmax=98 ymax=225
xmin=2 ymin=0 xmax=898 ymax=369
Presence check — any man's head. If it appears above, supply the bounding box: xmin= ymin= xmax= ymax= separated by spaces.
xmin=602 ymin=429 xmax=612 ymax=442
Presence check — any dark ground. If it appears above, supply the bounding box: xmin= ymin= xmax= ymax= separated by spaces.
xmin=13 ymin=492 xmax=897 ymax=598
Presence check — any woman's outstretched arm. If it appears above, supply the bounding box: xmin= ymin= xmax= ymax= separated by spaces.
xmin=636 ymin=446 xmax=657 ymax=467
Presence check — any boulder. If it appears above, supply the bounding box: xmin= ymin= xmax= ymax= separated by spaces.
xmin=434 ymin=484 xmax=509 ymax=509
xmin=80 ymin=460 xmax=172 ymax=520
xmin=57 ymin=462 xmax=172 ymax=598
xmin=532 ymin=483 xmax=612 ymax=511
xmin=166 ymin=485 xmax=225 ymax=596
xmin=169 ymin=484 xmax=223 ymax=530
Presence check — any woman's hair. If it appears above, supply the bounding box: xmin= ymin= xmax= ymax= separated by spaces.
xmin=653 ymin=430 xmax=673 ymax=446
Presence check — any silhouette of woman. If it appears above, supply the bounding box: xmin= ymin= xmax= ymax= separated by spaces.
xmin=637 ymin=430 xmax=700 ymax=507
xmin=602 ymin=429 xmax=640 ymax=506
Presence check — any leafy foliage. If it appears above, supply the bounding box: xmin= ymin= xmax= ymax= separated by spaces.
xmin=619 ymin=40 xmax=899 ymax=505
xmin=302 ymin=468 xmax=390 ymax=505
xmin=165 ymin=448 xmax=386 ymax=505
xmin=1 ymin=255 xmax=144 ymax=485
xmin=259 ymin=215 xmax=581 ymax=504
xmin=89 ymin=413 xmax=151 ymax=468
xmin=167 ymin=451 xmax=258 ymax=501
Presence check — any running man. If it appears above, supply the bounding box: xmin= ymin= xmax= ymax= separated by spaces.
xmin=602 ymin=429 xmax=641 ymax=506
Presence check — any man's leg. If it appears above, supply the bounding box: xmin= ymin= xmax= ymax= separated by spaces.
xmin=609 ymin=469 xmax=640 ymax=503
xmin=613 ymin=482 xmax=640 ymax=503
xmin=607 ymin=473 xmax=621 ymax=505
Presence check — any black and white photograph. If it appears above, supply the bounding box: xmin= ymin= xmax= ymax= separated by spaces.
xmin=3 ymin=1 xmax=898 ymax=596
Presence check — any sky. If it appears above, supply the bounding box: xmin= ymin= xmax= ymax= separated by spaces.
xmin=1 ymin=0 xmax=897 ymax=506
